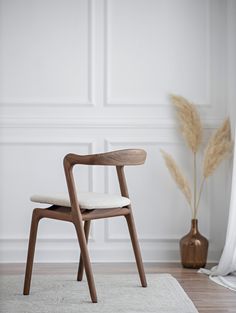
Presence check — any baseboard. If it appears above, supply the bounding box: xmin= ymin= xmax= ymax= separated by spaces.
xmin=0 ymin=238 xmax=222 ymax=263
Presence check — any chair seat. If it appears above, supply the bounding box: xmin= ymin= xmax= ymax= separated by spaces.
xmin=30 ymin=192 xmax=131 ymax=210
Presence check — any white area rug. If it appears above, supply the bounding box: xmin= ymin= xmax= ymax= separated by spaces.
xmin=0 ymin=274 xmax=198 ymax=313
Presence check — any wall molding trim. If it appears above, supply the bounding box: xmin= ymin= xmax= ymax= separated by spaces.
xmin=0 ymin=116 xmax=224 ymax=130
xmin=0 ymin=238 xmax=221 ymax=263
xmin=104 ymin=138 xmax=213 ymax=245
xmin=104 ymin=219 xmax=180 ymax=243
xmin=0 ymin=0 xmax=94 ymax=108
xmin=103 ymin=0 xmax=211 ymax=108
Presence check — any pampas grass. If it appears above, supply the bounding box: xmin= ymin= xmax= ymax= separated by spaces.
xmin=170 ymin=95 xmax=203 ymax=153
xmin=161 ymin=150 xmax=192 ymax=211
xmin=203 ymin=118 xmax=232 ymax=178
xmin=161 ymin=95 xmax=233 ymax=219
xmin=170 ymin=95 xmax=203 ymax=214
xmin=195 ymin=118 xmax=233 ymax=214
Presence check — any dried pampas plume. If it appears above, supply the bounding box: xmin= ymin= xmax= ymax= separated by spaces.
xmin=161 ymin=95 xmax=232 ymax=219
xmin=170 ymin=95 xmax=203 ymax=153
xmin=203 ymin=118 xmax=233 ymax=178
xmin=161 ymin=150 xmax=192 ymax=209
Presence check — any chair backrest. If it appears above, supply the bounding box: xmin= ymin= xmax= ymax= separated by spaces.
xmin=64 ymin=149 xmax=147 ymax=167
xmin=63 ymin=149 xmax=146 ymax=218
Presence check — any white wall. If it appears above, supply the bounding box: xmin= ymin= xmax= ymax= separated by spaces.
xmin=227 ymin=0 xmax=236 ymax=134
xmin=0 ymin=0 xmax=231 ymax=263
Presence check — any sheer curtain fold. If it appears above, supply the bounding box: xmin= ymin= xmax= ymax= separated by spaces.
xmin=199 ymin=127 xmax=236 ymax=291
xmin=199 ymin=0 xmax=236 ymax=291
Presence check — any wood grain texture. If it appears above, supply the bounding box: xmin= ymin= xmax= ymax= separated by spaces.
xmin=77 ymin=220 xmax=91 ymax=281
xmin=5 ymin=263 xmax=234 ymax=313
xmin=63 ymin=149 xmax=147 ymax=166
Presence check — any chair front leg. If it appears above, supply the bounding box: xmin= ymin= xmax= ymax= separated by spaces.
xmin=125 ymin=211 xmax=147 ymax=287
xmin=77 ymin=220 xmax=91 ymax=281
xmin=74 ymin=219 xmax=97 ymax=303
xmin=23 ymin=209 xmax=41 ymax=295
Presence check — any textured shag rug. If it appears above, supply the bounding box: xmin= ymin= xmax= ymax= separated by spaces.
xmin=0 ymin=274 xmax=198 ymax=313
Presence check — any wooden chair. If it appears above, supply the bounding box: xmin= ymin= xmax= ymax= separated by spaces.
xmin=23 ymin=149 xmax=147 ymax=303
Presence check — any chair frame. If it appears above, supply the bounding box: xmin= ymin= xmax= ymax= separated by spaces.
xmin=23 ymin=149 xmax=147 ymax=303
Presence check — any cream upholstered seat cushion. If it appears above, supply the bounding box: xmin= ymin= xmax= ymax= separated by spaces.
xmin=30 ymin=192 xmax=130 ymax=210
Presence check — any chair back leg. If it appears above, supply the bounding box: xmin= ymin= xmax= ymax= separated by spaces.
xmin=23 ymin=209 xmax=41 ymax=295
xmin=74 ymin=220 xmax=97 ymax=303
xmin=125 ymin=212 xmax=147 ymax=287
xmin=77 ymin=220 xmax=91 ymax=281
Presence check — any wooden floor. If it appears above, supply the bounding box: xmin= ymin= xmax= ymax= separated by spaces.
xmin=0 ymin=263 xmax=235 ymax=313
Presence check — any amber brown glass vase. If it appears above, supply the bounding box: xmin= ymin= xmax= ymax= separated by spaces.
xmin=180 ymin=219 xmax=208 ymax=269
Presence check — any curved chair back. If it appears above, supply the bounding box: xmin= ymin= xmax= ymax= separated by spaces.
xmin=64 ymin=149 xmax=147 ymax=167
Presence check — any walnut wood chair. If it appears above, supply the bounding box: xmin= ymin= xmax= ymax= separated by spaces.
xmin=23 ymin=149 xmax=147 ymax=303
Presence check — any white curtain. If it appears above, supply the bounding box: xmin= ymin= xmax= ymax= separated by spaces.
xmin=199 ymin=128 xmax=236 ymax=291
xmin=199 ymin=0 xmax=236 ymax=291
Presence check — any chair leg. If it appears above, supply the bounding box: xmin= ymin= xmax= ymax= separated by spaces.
xmin=74 ymin=220 xmax=97 ymax=303
xmin=77 ymin=220 xmax=91 ymax=281
xmin=125 ymin=212 xmax=147 ymax=287
xmin=23 ymin=209 xmax=41 ymax=295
